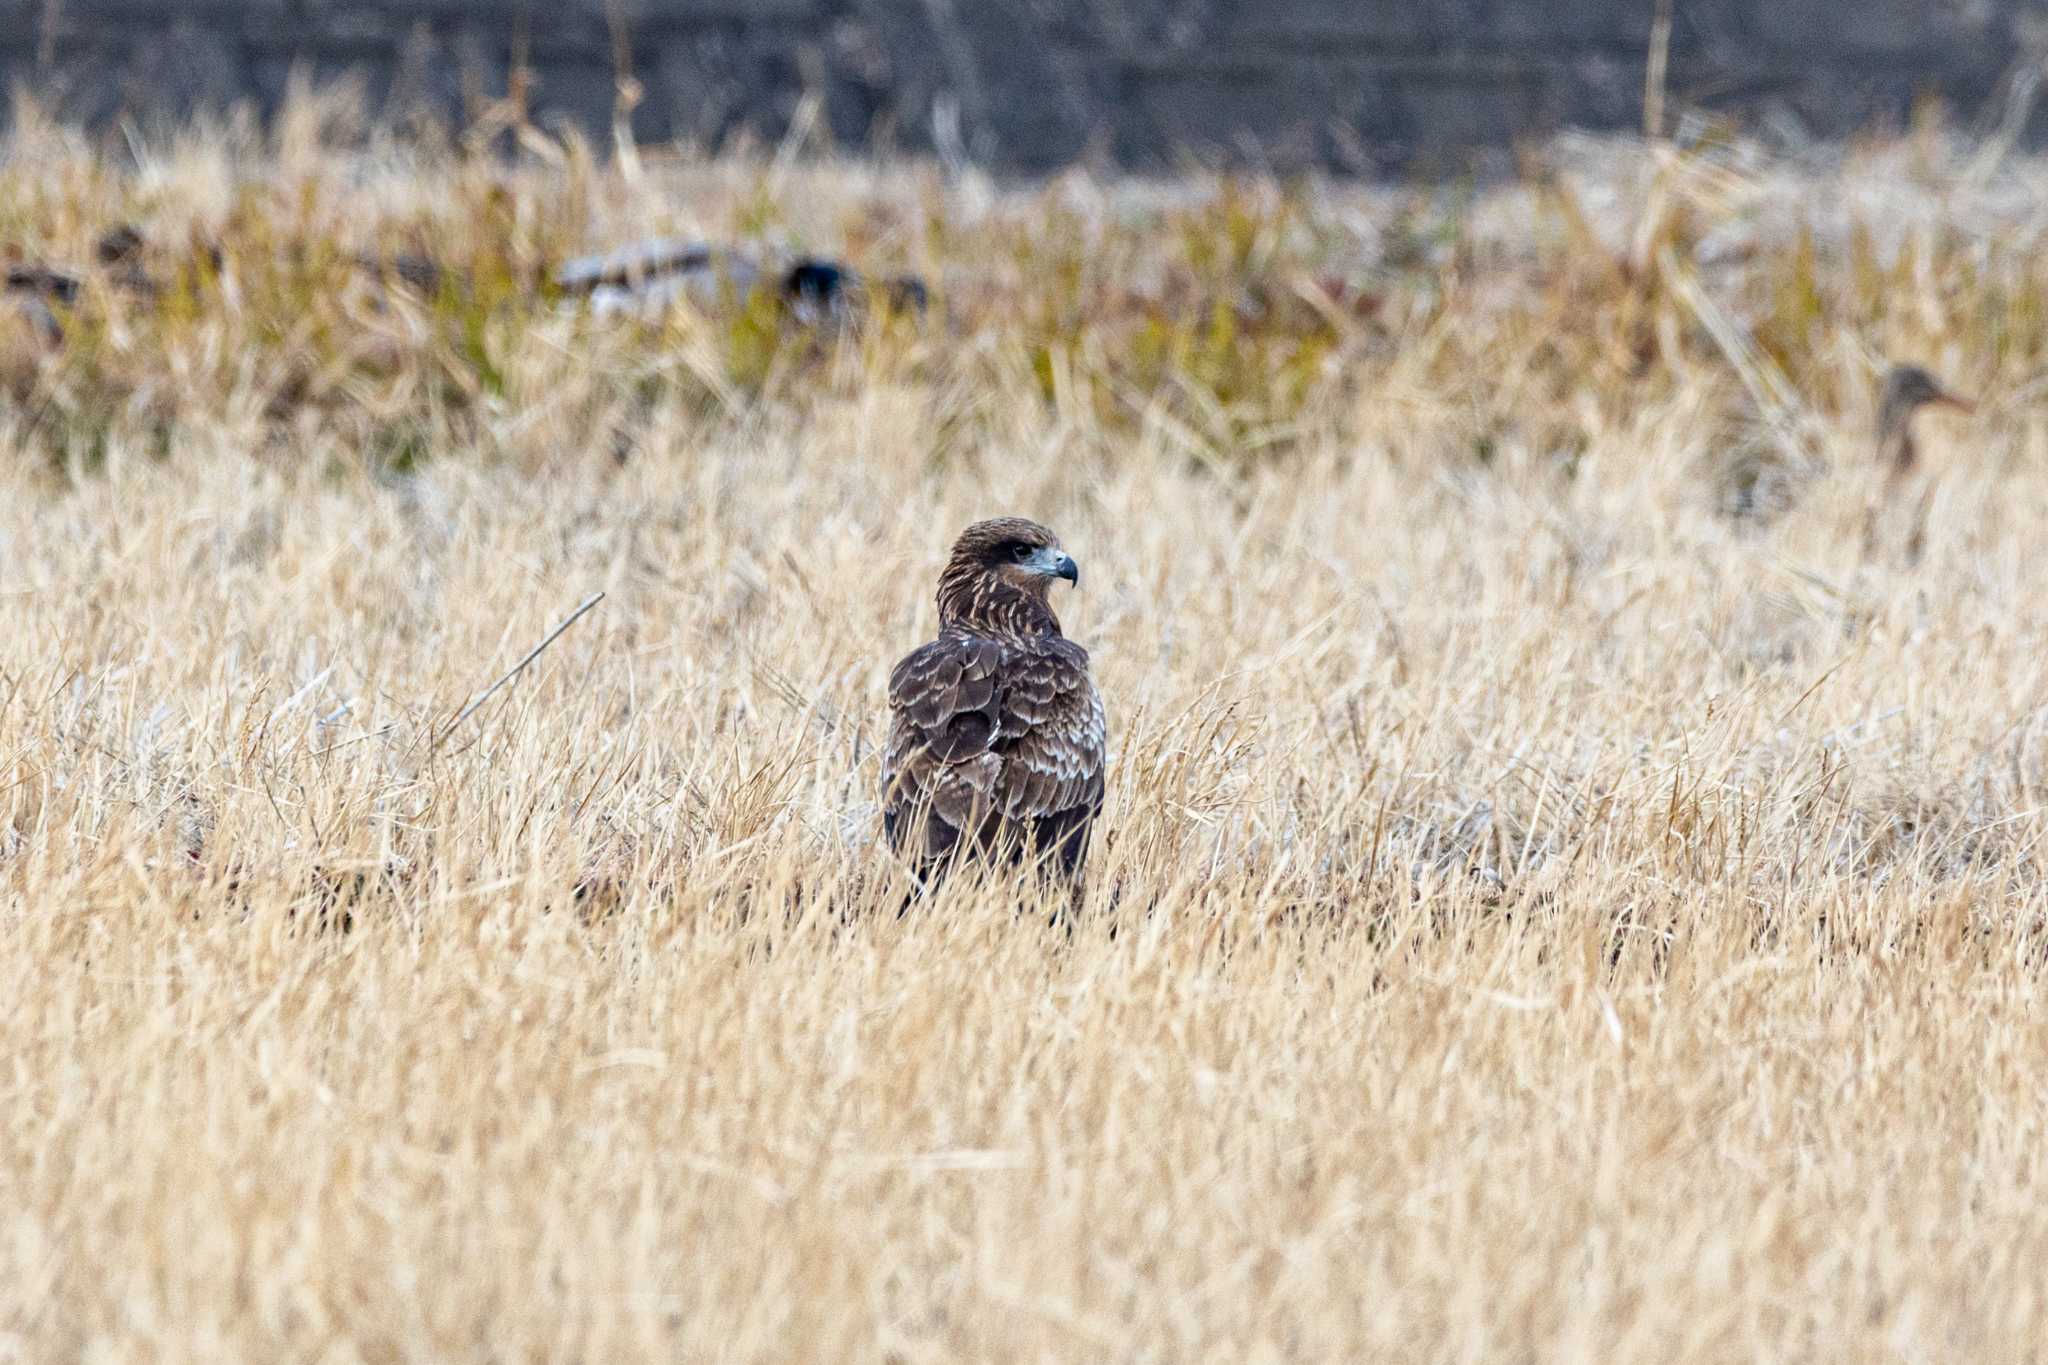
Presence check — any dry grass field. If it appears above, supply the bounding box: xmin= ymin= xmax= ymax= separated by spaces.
xmin=6 ymin=94 xmax=2048 ymax=1359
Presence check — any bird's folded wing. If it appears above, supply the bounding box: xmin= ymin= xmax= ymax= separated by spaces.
xmin=884 ymin=633 xmax=1012 ymax=839
xmin=888 ymin=633 xmax=1006 ymax=762
xmin=994 ymin=643 xmax=1107 ymax=821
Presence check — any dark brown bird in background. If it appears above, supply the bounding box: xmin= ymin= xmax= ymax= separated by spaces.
xmin=1866 ymin=363 xmax=1974 ymax=565
xmin=883 ymin=518 xmax=1106 ymax=896
xmin=1876 ymin=363 xmax=1973 ymax=481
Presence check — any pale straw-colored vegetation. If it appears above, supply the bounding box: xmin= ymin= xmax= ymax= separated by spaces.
xmin=3 ymin=90 xmax=2047 ymax=1358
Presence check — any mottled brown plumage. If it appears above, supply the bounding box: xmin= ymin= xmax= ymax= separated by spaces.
xmin=883 ymin=518 xmax=1106 ymax=893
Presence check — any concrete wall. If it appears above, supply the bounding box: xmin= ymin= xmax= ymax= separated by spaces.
xmin=1 ymin=0 xmax=2040 ymax=172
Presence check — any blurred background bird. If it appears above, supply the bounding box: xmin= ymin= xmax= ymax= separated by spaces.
xmin=1876 ymin=363 xmax=1974 ymax=483
xmin=1867 ymin=362 xmax=1974 ymax=565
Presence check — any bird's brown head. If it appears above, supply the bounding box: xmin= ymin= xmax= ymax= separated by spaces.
xmin=1880 ymin=365 xmax=1971 ymax=421
xmin=1877 ymin=364 xmax=1973 ymax=475
xmin=935 ymin=517 xmax=1078 ymax=637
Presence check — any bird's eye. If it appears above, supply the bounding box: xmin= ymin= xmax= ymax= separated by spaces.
xmin=1009 ymin=543 xmax=1034 ymax=563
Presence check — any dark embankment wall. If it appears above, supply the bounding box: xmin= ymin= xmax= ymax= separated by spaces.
xmin=1 ymin=0 xmax=2038 ymax=171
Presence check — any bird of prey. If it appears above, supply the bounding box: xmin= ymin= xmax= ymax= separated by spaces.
xmin=882 ymin=517 xmax=1106 ymax=895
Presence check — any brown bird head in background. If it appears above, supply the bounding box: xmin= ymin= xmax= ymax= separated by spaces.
xmin=935 ymin=517 xmax=1079 ymax=637
xmin=1877 ymin=363 xmax=1973 ymax=476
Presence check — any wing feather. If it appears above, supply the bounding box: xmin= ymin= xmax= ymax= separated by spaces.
xmin=884 ymin=632 xmax=1005 ymax=862
xmin=885 ymin=630 xmax=1106 ymax=883
xmin=992 ymin=640 xmax=1106 ymax=881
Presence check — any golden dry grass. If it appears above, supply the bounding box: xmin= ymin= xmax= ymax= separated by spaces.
xmin=5 ymin=96 xmax=2048 ymax=1358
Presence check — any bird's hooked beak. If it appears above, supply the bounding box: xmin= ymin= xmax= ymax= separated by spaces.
xmin=1026 ymin=545 xmax=1080 ymax=586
